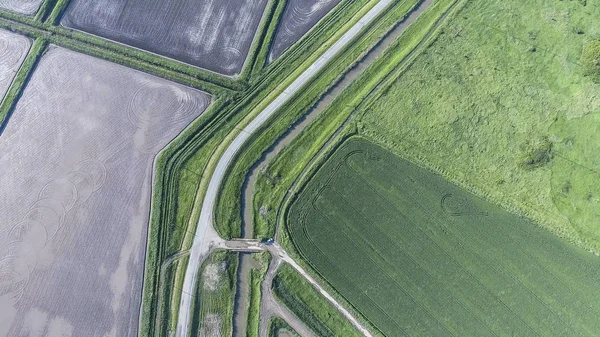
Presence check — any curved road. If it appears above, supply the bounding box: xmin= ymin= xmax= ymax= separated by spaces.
xmin=176 ymin=1 xmax=393 ymax=335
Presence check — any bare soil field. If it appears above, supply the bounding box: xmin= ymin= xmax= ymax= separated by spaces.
xmin=0 ymin=46 xmax=210 ymax=337
xmin=269 ymin=0 xmax=341 ymax=61
xmin=61 ymin=0 xmax=268 ymax=76
xmin=0 ymin=0 xmax=42 ymax=15
xmin=0 ymin=29 xmax=30 ymax=101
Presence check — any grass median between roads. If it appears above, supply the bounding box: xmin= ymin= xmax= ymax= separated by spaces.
xmin=272 ymin=263 xmax=364 ymax=337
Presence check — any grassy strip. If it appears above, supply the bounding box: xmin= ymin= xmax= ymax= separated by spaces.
xmin=272 ymin=264 xmax=363 ymax=337
xmin=45 ymin=0 xmax=69 ymax=24
xmin=34 ymin=0 xmax=59 ymax=22
xmin=154 ymin=254 xmax=189 ymax=337
xmin=0 ymin=10 xmax=242 ymax=92
xmin=0 ymin=38 xmax=45 ymax=131
xmin=245 ymin=252 xmax=270 ymax=337
xmin=189 ymin=250 xmax=239 ymax=337
xmin=248 ymin=0 xmax=288 ymax=79
xmin=239 ymin=0 xmax=280 ymax=81
xmin=215 ymin=0 xmax=422 ymax=239
xmin=267 ymin=317 xmax=300 ymax=337
xmin=253 ymin=0 xmax=463 ymax=238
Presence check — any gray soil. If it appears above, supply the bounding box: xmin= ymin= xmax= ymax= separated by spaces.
xmin=0 ymin=0 xmax=42 ymax=15
xmin=244 ymin=0 xmax=436 ymax=238
xmin=61 ymin=0 xmax=268 ymax=76
xmin=0 ymin=30 xmax=30 ymax=103
xmin=0 ymin=46 xmax=210 ymax=337
xmin=269 ymin=0 xmax=341 ymax=62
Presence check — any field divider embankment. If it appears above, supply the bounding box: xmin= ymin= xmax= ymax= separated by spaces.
xmin=0 ymin=38 xmax=46 ymax=133
xmin=175 ymin=1 xmax=394 ymax=336
xmin=0 ymin=12 xmax=241 ymax=94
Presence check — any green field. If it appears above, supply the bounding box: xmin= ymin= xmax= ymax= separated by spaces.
xmin=359 ymin=0 xmax=600 ymax=250
xmin=288 ymin=138 xmax=600 ymax=336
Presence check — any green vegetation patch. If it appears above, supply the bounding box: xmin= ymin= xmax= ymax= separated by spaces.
xmin=268 ymin=317 xmax=300 ymax=337
xmin=288 ymin=138 xmax=600 ymax=336
xmin=359 ymin=0 xmax=600 ymax=250
xmin=582 ymin=40 xmax=600 ymax=83
xmin=190 ymin=250 xmax=239 ymax=337
xmin=272 ymin=264 xmax=363 ymax=337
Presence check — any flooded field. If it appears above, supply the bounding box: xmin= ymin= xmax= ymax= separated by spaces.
xmin=62 ymin=0 xmax=269 ymax=76
xmin=0 ymin=46 xmax=210 ymax=337
xmin=0 ymin=30 xmax=30 ymax=100
xmin=0 ymin=0 xmax=42 ymax=15
xmin=269 ymin=0 xmax=341 ymax=61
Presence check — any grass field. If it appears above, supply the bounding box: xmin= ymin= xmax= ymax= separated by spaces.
xmin=288 ymin=137 xmax=600 ymax=336
xmin=359 ymin=0 xmax=600 ymax=251
xmin=190 ymin=250 xmax=239 ymax=337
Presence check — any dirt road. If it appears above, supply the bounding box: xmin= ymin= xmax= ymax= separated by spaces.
xmin=175 ymin=1 xmax=393 ymax=335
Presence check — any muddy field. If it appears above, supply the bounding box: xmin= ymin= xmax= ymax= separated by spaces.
xmin=269 ymin=0 xmax=341 ymax=61
xmin=0 ymin=30 xmax=30 ymax=101
xmin=0 ymin=0 xmax=42 ymax=15
xmin=0 ymin=46 xmax=210 ymax=337
xmin=61 ymin=0 xmax=268 ymax=76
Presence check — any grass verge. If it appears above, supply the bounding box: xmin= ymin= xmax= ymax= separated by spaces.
xmin=0 ymin=37 xmax=45 ymax=132
xmin=245 ymin=252 xmax=270 ymax=337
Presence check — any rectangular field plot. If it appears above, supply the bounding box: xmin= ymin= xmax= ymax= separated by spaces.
xmin=0 ymin=29 xmax=30 ymax=101
xmin=288 ymin=138 xmax=600 ymax=336
xmin=62 ymin=0 xmax=268 ymax=76
xmin=269 ymin=0 xmax=341 ymax=61
xmin=0 ymin=0 xmax=42 ymax=15
xmin=0 ymin=46 xmax=210 ymax=336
